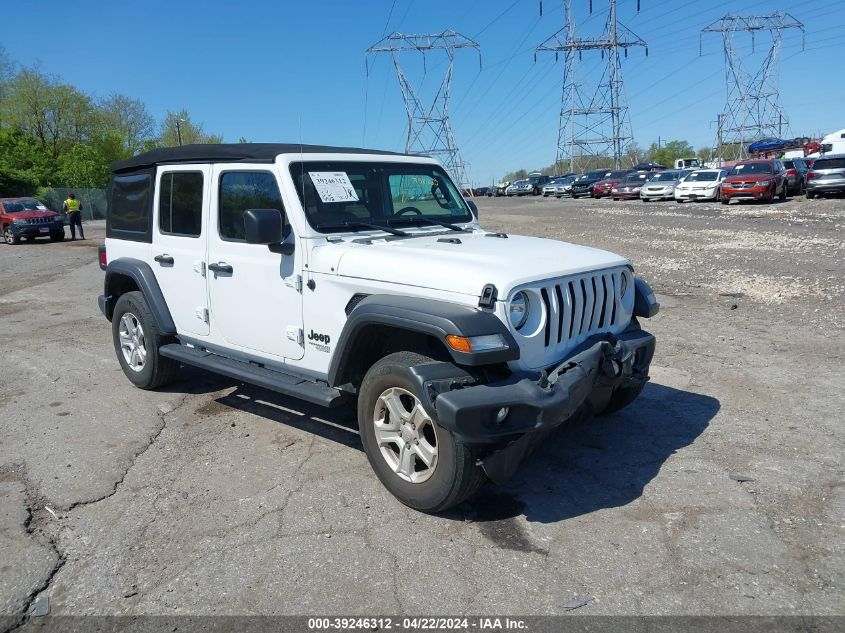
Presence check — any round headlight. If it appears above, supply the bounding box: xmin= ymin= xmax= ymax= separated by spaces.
xmin=509 ymin=292 xmax=529 ymax=330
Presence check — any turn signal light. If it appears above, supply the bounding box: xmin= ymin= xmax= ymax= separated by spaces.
xmin=446 ymin=335 xmax=473 ymax=353
xmin=445 ymin=334 xmax=508 ymax=353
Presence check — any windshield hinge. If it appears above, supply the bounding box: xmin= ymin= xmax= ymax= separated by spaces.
xmin=478 ymin=284 xmax=498 ymax=309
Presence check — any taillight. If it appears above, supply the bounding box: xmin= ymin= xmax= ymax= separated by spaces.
xmin=98 ymin=245 xmax=107 ymax=270
xmin=786 ymin=169 xmax=796 ymax=176
xmin=807 ymin=172 xmax=819 ymax=180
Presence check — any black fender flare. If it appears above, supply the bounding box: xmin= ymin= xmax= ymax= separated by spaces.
xmin=633 ymin=277 xmax=660 ymax=319
xmin=327 ymin=294 xmax=519 ymax=387
xmin=102 ymin=258 xmax=176 ymax=335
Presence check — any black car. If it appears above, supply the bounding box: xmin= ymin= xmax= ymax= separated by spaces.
xmin=632 ymin=162 xmax=668 ymax=172
xmin=570 ymin=169 xmax=612 ymax=198
xmin=782 ymin=157 xmax=809 ymax=195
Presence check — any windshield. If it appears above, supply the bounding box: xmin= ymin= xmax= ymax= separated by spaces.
xmin=608 ymin=171 xmax=629 ymax=179
xmin=624 ymin=173 xmax=648 ymax=183
xmin=527 ymin=175 xmax=543 ymax=183
xmin=684 ymin=171 xmax=719 ymax=182
xmin=4 ymin=199 xmax=46 ymax=212
xmin=729 ymin=163 xmax=773 ymax=176
xmin=290 ymin=162 xmax=473 ymax=233
xmin=558 ymin=176 xmax=574 ymax=184
xmin=649 ymin=171 xmax=681 ymax=182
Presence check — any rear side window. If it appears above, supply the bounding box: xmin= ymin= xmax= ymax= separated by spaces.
xmin=108 ymin=172 xmax=152 ymax=241
xmin=219 ymin=171 xmax=284 ymax=241
xmin=814 ymin=158 xmax=845 ymax=169
xmin=159 ymin=172 xmax=204 ymax=237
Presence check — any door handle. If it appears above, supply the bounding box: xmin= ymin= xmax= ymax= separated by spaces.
xmin=208 ymin=262 xmax=233 ymax=274
xmin=154 ymin=254 xmax=174 ymax=265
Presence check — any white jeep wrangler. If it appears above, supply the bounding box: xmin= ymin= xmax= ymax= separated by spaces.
xmin=98 ymin=144 xmax=658 ymax=512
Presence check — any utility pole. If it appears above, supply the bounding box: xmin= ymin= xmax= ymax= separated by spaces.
xmin=536 ymin=0 xmax=646 ymax=172
xmin=175 ymin=119 xmax=183 ymax=147
xmin=366 ymin=31 xmax=480 ymax=190
xmin=701 ymin=12 xmax=804 ymax=161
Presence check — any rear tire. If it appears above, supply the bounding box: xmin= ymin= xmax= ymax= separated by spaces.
xmin=779 ymin=184 xmax=787 ymax=201
xmin=806 ymin=191 xmax=815 ymax=199
xmin=357 ymin=352 xmax=485 ymax=512
xmin=112 ymin=291 xmax=180 ymax=390
xmin=50 ymin=232 xmax=64 ymax=242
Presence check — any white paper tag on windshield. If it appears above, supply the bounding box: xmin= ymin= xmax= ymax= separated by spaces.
xmin=308 ymin=172 xmax=359 ymax=203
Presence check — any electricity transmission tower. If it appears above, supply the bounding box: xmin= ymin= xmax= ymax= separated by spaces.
xmin=536 ymin=0 xmax=646 ymax=173
xmin=701 ymin=12 xmax=804 ymax=161
xmin=366 ymin=31 xmax=480 ymax=189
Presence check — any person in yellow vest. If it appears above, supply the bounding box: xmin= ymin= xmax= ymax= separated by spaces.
xmin=62 ymin=192 xmax=85 ymax=240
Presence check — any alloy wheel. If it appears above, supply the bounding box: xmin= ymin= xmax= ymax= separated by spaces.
xmin=372 ymin=387 xmax=438 ymax=483
xmin=118 ymin=312 xmax=147 ymax=372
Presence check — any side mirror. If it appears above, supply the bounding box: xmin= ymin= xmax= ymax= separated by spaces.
xmin=243 ymin=209 xmax=294 ymax=255
xmin=466 ymin=199 xmax=479 ymax=219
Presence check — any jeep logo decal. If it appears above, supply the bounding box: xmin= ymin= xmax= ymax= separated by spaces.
xmin=307 ymin=329 xmax=330 ymax=345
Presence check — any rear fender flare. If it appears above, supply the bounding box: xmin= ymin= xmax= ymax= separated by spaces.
xmin=103 ymin=258 xmax=176 ymax=335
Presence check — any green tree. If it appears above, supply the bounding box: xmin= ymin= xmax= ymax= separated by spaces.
xmin=646 ymin=139 xmax=695 ymax=167
xmin=159 ymin=109 xmax=223 ymax=147
xmin=56 ymin=143 xmax=110 ymax=188
xmin=98 ymin=94 xmax=155 ymax=155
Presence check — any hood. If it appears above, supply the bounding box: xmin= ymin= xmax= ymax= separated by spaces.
xmin=7 ymin=210 xmax=60 ymax=220
xmin=310 ymin=230 xmax=629 ymax=298
xmin=724 ymin=173 xmax=772 ymax=183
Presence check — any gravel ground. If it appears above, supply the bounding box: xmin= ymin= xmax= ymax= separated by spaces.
xmin=0 ymin=195 xmax=843 ymax=628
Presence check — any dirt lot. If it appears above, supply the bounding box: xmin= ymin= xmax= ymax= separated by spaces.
xmin=1 ymin=195 xmax=843 ymax=627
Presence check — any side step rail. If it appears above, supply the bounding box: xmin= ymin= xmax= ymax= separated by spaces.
xmin=159 ymin=344 xmax=348 ymax=408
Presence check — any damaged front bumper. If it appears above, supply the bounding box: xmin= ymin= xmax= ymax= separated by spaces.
xmin=408 ymin=324 xmax=655 ymax=482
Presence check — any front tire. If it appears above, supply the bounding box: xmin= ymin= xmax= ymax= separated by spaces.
xmin=50 ymin=232 xmax=64 ymax=242
xmin=601 ymin=383 xmax=646 ymax=415
xmin=357 ymin=352 xmax=485 ymax=512
xmin=112 ymin=291 xmax=180 ymax=390
xmin=3 ymin=226 xmax=21 ymax=245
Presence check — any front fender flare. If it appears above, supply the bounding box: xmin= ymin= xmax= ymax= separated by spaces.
xmin=327 ymin=294 xmax=518 ymax=387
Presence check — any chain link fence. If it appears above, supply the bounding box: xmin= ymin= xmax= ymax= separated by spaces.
xmin=38 ymin=188 xmax=107 ymax=221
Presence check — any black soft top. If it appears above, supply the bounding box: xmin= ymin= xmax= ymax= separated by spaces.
xmin=110 ymin=143 xmax=407 ymax=174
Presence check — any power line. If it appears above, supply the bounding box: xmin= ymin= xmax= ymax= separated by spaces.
xmin=701 ymin=11 xmax=805 ymax=160
xmin=366 ymin=31 xmax=481 ymax=189
xmin=536 ymin=0 xmax=647 ymax=172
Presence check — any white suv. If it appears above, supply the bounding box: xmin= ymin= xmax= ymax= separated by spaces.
xmin=98 ymin=144 xmax=658 ymax=512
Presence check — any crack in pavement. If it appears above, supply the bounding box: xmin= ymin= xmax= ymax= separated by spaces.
xmin=3 ymin=394 xmax=190 ymax=631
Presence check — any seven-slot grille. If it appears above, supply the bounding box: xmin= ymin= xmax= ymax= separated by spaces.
xmin=536 ymin=269 xmax=629 ymax=353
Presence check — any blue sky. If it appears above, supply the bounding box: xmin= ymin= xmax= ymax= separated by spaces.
xmin=3 ymin=0 xmax=843 ymax=185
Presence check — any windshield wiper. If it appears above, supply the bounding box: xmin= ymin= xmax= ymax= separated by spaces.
xmin=315 ymin=221 xmax=409 ymax=237
xmin=387 ymin=216 xmax=467 ymax=232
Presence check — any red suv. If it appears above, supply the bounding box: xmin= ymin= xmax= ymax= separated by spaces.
xmin=1 ymin=197 xmax=65 ymax=245
xmin=592 ymin=170 xmax=632 ymax=198
xmin=720 ymin=159 xmax=788 ymax=204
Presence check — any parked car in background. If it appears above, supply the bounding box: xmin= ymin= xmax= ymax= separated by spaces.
xmin=506 ymin=180 xmax=532 ymax=196
xmin=491 ymin=181 xmax=511 ymax=196
xmin=571 ymin=169 xmax=612 ymax=198
xmin=592 ymin=170 xmax=632 ymax=198
xmin=782 ymin=157 xmax=809 ymax=195
xmin=640 ymin=170 xmax=687 ymax=202
xmin=612 ymin=172 xmax=650 ymax=200
xmin=526 ymin=173 xmax=551 ymax=195
xmin=720 ymin=159 xmax=787 ymax=204
xmin=554 ymin=175 xmax=577 ymax=197
xmin=674 ymin=169 xmax=727 ymax=202
xmin=805 ymin=154 xmax=845 ymax=198
xmin=1 ymin=197 xmax=65 ymax=245
xmin=463 ymin=186 xmax=490 ymax=197
xmin=632 ymin=162 xmax=667 ymax=172
xmin=542 ymin=176 xmax=574 ymax=196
